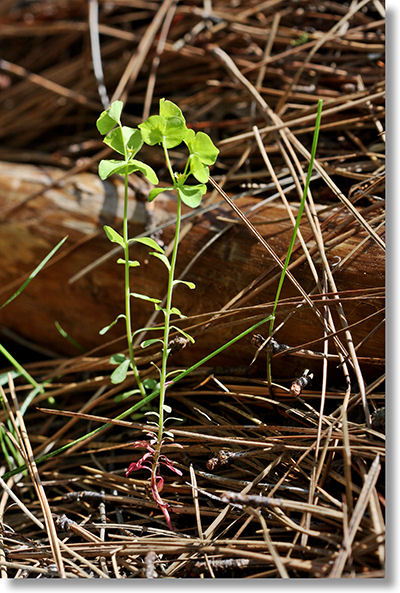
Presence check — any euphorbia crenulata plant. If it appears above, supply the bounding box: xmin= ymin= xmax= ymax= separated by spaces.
xmin=96 ymin=98 xmax=219 ymax=529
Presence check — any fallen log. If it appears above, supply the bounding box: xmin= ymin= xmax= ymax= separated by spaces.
xmin=0 ymin=161 xmax=384 ymax=383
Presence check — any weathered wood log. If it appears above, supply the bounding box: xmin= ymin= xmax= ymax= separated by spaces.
xmin=0 ymin=161 xmax=384 ymax=381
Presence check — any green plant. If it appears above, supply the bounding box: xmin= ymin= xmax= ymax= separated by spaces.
xmin=96 ymin=98 xmax=219 ymax=527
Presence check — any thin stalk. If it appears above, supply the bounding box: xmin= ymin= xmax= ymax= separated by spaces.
xmin=266 ymin=99 xmax=323 ymax=387
xmin=152 ymin=140 xmax=181 ymax=479
xmin=157 ymin=193 xmax=181 ymax=446
xmin=119 ymin=122 xmax=146 ymax=397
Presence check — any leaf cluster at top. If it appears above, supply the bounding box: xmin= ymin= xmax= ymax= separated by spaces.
xmin=96 ymin=98 xmax=219 ymax=209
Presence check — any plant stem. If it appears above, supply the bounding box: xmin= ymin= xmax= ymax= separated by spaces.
xmin=122 ymin=170 xmax=146 ymax=398
xmin=117 ymin=121 xmax=146 ymax=397
xmin=266 ymin=99 xmax=323 ymax=387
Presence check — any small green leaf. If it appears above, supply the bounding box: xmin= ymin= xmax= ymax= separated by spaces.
xmin=103 ymin=126 xmax=143 ymax=156
xmin=96 ymin=100 xmax=123 ymax=135
xmin=103 ymin=225 xmax=125 ymax=247
xmin=138 ymin=115 xmax=164 ymax=145
xmin=150 ymin=252 xmax=171 ymax=271
xmin=132 ymin=326 xmax=163 ymax=337
xmin=164 ymin=116 xmax=188 ymax=149
xmin=170 ymin=307 xmax=186 ymax=318
xmin=109 ymin=101 xmax=124 ymax=122
xmin=193 ymin=131 xmax=219 ymax=165
xmin=162 ymin=404 xmax=172 ymax=414
xmin=173 ymin=280 xmax=196 ymax=290
xmin=132 ymin=236 xmax=165 ymax=253
xmin=171 ymin=326 xmax=195 ymax=344
xmin=140 ymin=338 xmax=163 ymax=349
xmin=111 ymin=359 xmax=131 ymax=384
xmin=148 ymin=186 xmax=173 ymax=202
xmin=159 ymin=98 xmax=185 ymax=122
xmin=131 ymin=292 xmax=162 ymax=304
xmin=189 ymin=153 xmax=209 ymax=183
xmin=177 ymin=184 xmax=206 ymax=208
xmin=110 ymin=353 xmax=126 ymax=365
xmin=130 ymin=159 xmax=158 ymax=184
xmin=117 ymin=258 xmax=140 ymax=267
xmin=98 ymin=159 xmax=128 ymax=180
xmin=99 ymin=313 xmax=126 ymax=335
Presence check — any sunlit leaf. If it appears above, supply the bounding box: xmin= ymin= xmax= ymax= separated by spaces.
xmin=138 ymin=115 xmax=164 ymax=145
xmin=150 ymin=252 xmax=171 ymax=271
xmin=117 ymin=258 xmax=140 ymax=267
xmin=131 ymin=292 xmax=162 ymax=304
xmin=99 ymin=313 xmax=126 ymax=335
xmin=172 ymin=279 xmax=196 ymax=290
xmin=129 ymin=159 xmax=158 ymax=184
xmin=170 ymin=307 xmax=186 ymax=318
xmin=103 ymin=225 xmax=125 ymax=247
xmin=148 ymin=186 xmax=173 ymax=202
xmin=189 ymin=153 xmax=209 ymax=183
xmin=132 ymin=236 xmax=165 ymax=253
xmin=170 ymin=326 xmax=195 ymax=343
xmin=103 ymin=126 xmax=143 ymax=156
xmin=98 ymin=159 xmax=128 ymax=180
xmin=159 ymin=98 xmax=185 ymax=122
xmin=177 ymin=184 xmax=206 ymax=208
xmin=140 ymin=338 xmax=163 ymax=349
xmin=193 ymin=131 xmax=219 ymax=165
xmin=96 ymin=100 xmax=123 ymax=134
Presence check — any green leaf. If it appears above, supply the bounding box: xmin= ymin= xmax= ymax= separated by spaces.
xmin=130 ymin=159 xmax=158 ymax=184
xmin=109 ymin=101 xmax=124 ymax=122
xmin=132 ymin=236 xmax=164 ymax=253
xmin=148 ymin=186 xmax=173 ymax=202
xmin=131 ymin=292 xmax=162 ymax=305
xmin=103 ymin=225 xmax=125 ymax=247
xmin=117 ymin=258 xmax=140 ymax=267
xmin=98 ymin=159 xmax=128 ymax=180
xmin=150 ymin=252 xmax=171 ymax=271
xmin=111 ymin=359 xmax=131 ymax=384
xmin=171 ymin=326 xmax=195 ymax=343
xmin=99 ymin=313 xmax=126 ymax=335
xmin=173 ymin=279 xmax=196 ymax=290
xmin=193 ymin=131 xmax=219 ymax=165
xmin=103 ymin=126 xmax=143 ymax=156
xmin=170 ymin=307 xmax=186 ymax=318
xmin=99 ymin=158 xmax=158 ymax=184
xmin=189 ymin=154 xmax=209 ymax=183
xmin=177 ymin=184 xmax=206 ymax=208
xmin=110 ymin=353 xmax=126 ymax=365
xmin=132 ymin=326 xmax=163 ymax=337
xmin=140 ymin=338 xmax=163 ymax=349
xmin=139 ymin=115 xmax=164 ymax=145
xmin=159 ymin=98 xmax=185 ymax=122
xmin=1 ymin=236 xmax=68 ymax=310
xmin=164 ymin=116 xmax=188 ymax=149
xmin=96 ymin=100 xmax=123 ymax=135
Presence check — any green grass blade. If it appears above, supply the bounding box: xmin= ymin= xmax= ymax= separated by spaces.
xmin=269 ymin=99 xmax=323 ymax=332
xmin=0 ymin=236 xmax=68 ymax=310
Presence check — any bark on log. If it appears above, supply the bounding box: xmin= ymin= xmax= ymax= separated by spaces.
xmin=0 ymin=161 xmax=384 ymax=382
